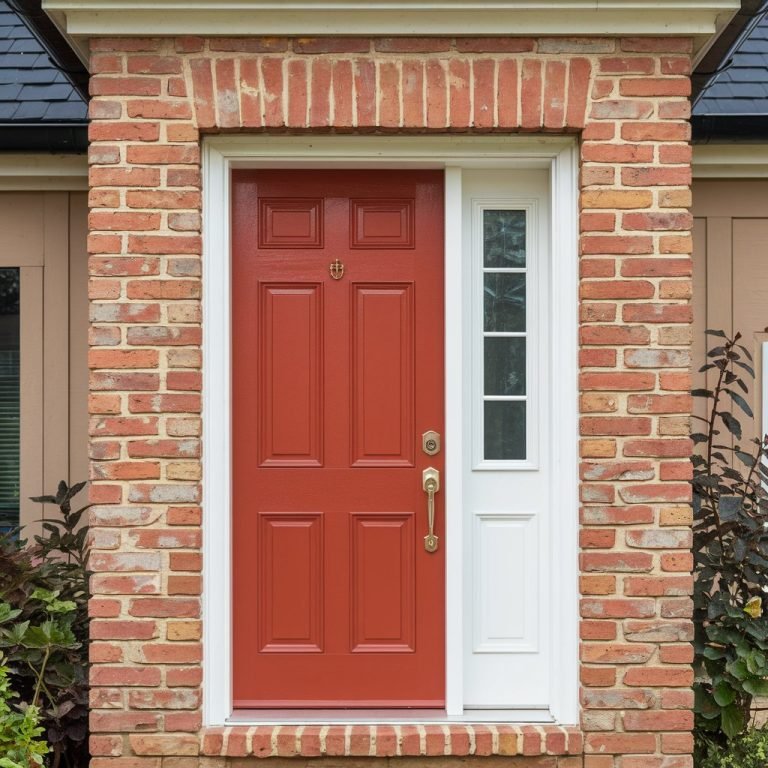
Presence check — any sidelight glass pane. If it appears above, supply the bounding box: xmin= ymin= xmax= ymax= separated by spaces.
xmin=484 ymin=273 xmax=526 ymax=332
xmin=0 ymin=269 xmax=20 ymax=533
xmin=484 ymin=401 xmax=526 ymax=461
xmin=483 ymin=209 xmax=526 ymax=268
xmin=484 ymin=337 xmax=526 ymax=396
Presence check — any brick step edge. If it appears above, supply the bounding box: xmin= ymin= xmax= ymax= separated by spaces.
xmin=200 ymin=724 xmax=583 ymax=758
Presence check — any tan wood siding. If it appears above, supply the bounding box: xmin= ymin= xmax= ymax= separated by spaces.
xmin=693 ymin=180 xmax=768 ymax=445
xmin=0 ymin=192 xmax=88 ymax=532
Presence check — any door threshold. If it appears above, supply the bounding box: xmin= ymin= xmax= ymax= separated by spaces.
xmin=228 ymin=708 xmax=554 ymax=725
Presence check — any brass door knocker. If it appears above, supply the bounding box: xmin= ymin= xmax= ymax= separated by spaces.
xmin=330 ymin=259 xmax=344 ymax=280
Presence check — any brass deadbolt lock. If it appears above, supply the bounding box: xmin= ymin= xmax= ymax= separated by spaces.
xmin=422 ymin=430 xmax=441 ymax=456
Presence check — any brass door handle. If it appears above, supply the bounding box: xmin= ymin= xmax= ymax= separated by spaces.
xmin=422 ymin=467 xmax=440 ymax=553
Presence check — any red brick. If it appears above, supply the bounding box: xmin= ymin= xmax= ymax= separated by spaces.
xmin=189 ymin=58 xmax=215 ymax=128
xmin=567 ymin=58 xmax=591 ymax=128
xmin=91 ymin=77 xmax=161 ymax=97
xmin=294 ymin=37 xmax=370 ymax=53
xmin=355 ymin=58 xmax=377 ymax=128
xmin=473 ymin=59 xmax=495 ymax=130
xmin=619 ymin=78 xmax=690 ymax=97
xmin=622 ymin=166 xmax=692 ymax=187
xmin=261 ymin=57 xmax=285 ymax=127
xmin=497 ymin=59 xmax=518 ymax=128
xmin=448 ymin=58 xmax=471 ymax=128
xmin=310 ymin=58 xmax=332 ymax=128
xmin=585 ymin=733 xmax=657 ymax=754
xmin=621 ymin=258 xmax=692 ymax=278
xmin=332 ymin=60 xmax=354 ymax=128
xmin=127 ymin=55 xmax=182 ymax=75
xmin=581 ymin=325 xmax=650 ymax=346
xmin=579 ymin=259 xmax=616 ymax=277
xmin=456 ymin=38 xmax=535 ymax=53
xmin=543 ymin=60 xmax=566 ymax=129
xmin=624 ymin=667 xmax=694 ymax=686
xmin=379 ymin=61 xmax=400 ymax=128
xmin=375 ymin=37 xmax=451 ymax=53
xmin=582 ymin=552 xmax=654 ymax=573
xmin=581 ymin=280 xmax=655 ymax=299
xmin=520 ymin=59 xmax=543 ymax=130
xmin=239 ymin=59 xmax=262 ymax=127
xmin=90 ymin=122 xmax=160 ymax=142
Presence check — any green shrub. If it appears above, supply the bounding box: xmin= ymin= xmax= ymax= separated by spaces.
xmin=0 ymin=481 xmax=90 ymax=768
xmin=697 ymin=726 xmax=768 ymax=768
xmin=0 ymin=653 xmax=49 ymax=768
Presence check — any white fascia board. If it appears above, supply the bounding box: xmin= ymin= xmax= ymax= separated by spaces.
xmin=44 ymin=0 xmax=738 ymax=61
xmin=693 ymin=145 xmax=768 ymax=178
xmin=0 ymin=154 xmax=88 ymax=190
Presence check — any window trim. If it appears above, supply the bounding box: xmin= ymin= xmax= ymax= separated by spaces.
xmin=201 ymin=135 xmax=579 ymax=726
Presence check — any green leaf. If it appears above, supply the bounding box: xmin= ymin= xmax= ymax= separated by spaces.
xmin=713 ymin=680 xmax=736 ymax=706
xmin=721 ymin=704 xmax=746 ymax=739
xmin=1 ymin=620 xmax=29 ymax=645
xmin=743 ymin=677 xmax=768 ymax=697
xmin=706 ymin=329 xmax=728 ymax=338
xmin=21 ymin=625 xmax=52 ymax=649
xmin=726 ymin=658 xmax=749 ymax=680
xmin=0 ymin=604 xmax=21 ymax=625
xmin=694 ymin=685 xmax=721 ymax=718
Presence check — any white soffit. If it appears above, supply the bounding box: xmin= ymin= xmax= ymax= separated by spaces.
xmin=43 ymin=0 xmax=739 ymax=63
xmin=693 ymin=145 xmax=768 ymax=178
xmin=0 ymin=154 xmax=87 ymax=191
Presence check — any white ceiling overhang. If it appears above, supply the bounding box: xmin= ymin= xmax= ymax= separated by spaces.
xmin=43 ymin=0 xmax=740 ymax=66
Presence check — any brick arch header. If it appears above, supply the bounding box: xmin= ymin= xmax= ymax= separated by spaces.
xmin=90 ymin=38 xmax=602 ymax=133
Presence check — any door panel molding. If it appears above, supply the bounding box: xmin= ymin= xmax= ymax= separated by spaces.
xmin=202 ymin=136 xmax=579 ymax=726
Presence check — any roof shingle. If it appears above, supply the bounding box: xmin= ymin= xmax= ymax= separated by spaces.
xmin=0 ymin=0 xmax=86 ymax=124
xmin=695 ymin=7 xmax=768 ymax=116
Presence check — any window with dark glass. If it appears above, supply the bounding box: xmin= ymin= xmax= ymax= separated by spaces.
xmin=0 ymin=269 xmax=20 ymax=532
xmin=482 ymin=210 xmax=527 ymax=461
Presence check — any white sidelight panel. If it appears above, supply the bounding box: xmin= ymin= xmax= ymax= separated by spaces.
xmin=472 ymin=512 xmax=539 ymax=654
xmin=462 ymin=169 xmax=553 ymax=710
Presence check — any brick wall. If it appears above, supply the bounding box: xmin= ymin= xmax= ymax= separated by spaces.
xmin=86 ymin=36 xmax=694 ymax=767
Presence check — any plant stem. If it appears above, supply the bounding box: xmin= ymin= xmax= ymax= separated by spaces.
xmin=706 ymin=349 xmax=729 ymax=556
xmin=32 ymin=646 xmax=50 ymax=708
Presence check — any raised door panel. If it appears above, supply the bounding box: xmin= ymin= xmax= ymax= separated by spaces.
xmin=351 ymin=284 xmax=414 ymax=466
xmin=351 ymin=199 xmax=415 ymax=249
xmin=472 ymin=512 xmax=539 ymax=653
xmin=351 ymin=513 xmax=415 ymax=652
xmin=259 ymin=513 xmax=323 ymax=652
xmin=259 ymin=198 xmax=323 ymax=248
xmin=259 ymin=283 xmax=323 ymax=466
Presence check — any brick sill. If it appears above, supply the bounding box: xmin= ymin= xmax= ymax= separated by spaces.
xmin=200 ymin=724 xmax=583 ymax=758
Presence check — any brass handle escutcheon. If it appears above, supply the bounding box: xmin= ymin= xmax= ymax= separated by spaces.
xmin=422 ymin=467 xmax=440 ymax=553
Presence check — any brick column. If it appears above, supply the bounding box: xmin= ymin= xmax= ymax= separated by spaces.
xmin=86 ymin=36 xmax=694 ymax=767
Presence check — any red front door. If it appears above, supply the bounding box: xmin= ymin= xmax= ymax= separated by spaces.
xmin=232 ymin=170 xmax=445 ymax=707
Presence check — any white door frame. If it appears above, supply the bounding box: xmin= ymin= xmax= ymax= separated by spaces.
xmin=201 ymin=135 xmax=579 ymax=726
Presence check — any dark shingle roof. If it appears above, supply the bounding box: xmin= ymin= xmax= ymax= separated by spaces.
xmin=0 ymin=0 xmax=86 ymax=123
xmin=695 ymin=7 xmax=768 ymax=117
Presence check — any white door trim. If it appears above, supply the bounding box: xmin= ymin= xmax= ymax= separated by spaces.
xmin=201 ymin=135 xmax=579 ymax=727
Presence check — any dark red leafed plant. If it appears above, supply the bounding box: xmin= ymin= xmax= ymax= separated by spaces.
xmin=692 ymin=331 xmax=768 ymax=754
